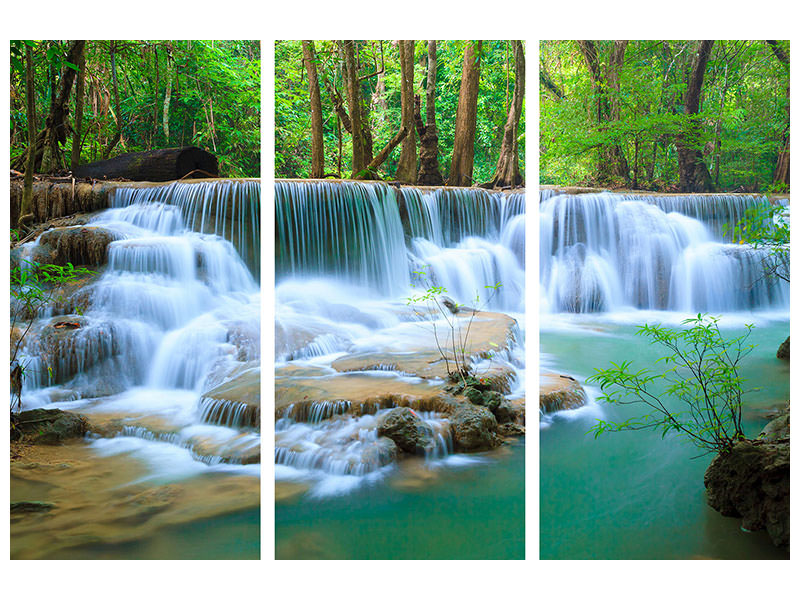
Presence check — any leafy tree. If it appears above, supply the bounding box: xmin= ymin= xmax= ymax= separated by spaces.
xmin=588 ymin=315 xmax=754 ymax=455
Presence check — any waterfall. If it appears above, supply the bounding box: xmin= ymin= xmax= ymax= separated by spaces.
xmin=275 ymin=180 xmax=526 ymax=495
xmin=275 ymin=180 xmax=525 ymax=310
xmin=16 ymin=180 xmax=261 ymax=475
xmin=540 ymin=190 xmax=788 ymax=313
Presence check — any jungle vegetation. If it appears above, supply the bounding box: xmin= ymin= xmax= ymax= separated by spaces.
xmin=275 ymin=40 xmax=525 ymax=188
xmin=540 ymin=40 xmax=789 ymax=193
xmin=10 ymin=40 xmax=261 ymax=179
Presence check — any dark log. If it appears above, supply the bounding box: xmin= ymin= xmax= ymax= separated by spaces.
xmin=73 ymin=146 xmax=218 ymax=182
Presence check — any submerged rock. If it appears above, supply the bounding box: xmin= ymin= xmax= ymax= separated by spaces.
xmin=377 ymin=407 xmax=434 ymax=455
xmin=777 ymin=336 xmax=789 ymax=360
xmin=704 ymin=422 xmax=789 ymax=548
xmin=12 ymin=408 xmax=88 ymax=444
xmin=11 ymin=501 xmax=56 ymax=514
xmin=450 ymin=403 xmax=499 ymax=451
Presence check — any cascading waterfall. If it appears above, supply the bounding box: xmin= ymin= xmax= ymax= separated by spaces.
xmin=275 ymin=180 xmax=525 ymax=495
xmin=540 ymin=191 xmax=788 ymax=314
xmin=16 ymin=180 xmax=261 ymax=476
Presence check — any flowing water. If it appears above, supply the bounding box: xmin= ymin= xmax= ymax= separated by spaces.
xmin=275 ymin=180 xmax=525 ymax=558
xmin=11 ymin=180 xmax=260 ymax=559
xmin=539 ymin=189 xmax=789 ymax=559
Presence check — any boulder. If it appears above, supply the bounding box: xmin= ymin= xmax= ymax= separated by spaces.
xmin=362 ymin=437 xmax=399 ymax=469
xmin=37 ymin=226 xmax=117 ymax=267
xmin=11 ymin=408 xmax=88 ymax=444
xmin=377 ymin=407 xmax=434 ymax=455
xmin=704 ymin=436 xmax=789 ymax=548
xmin=777 ymin=336 xmax=789 ymax=361
xmin=450 ymin=403 xmax=499 ymax=451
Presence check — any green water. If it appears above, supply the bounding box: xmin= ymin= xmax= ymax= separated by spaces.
xmin=540 ymin=317 xmax=789 ymax=560
xmin=45 ymin=509 xmax=260 ymax=560
xmin=276 ymin=441 xmax=525 ymax=560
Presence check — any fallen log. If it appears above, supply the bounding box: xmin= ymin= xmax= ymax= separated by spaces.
xmin=73 ymin=146 xmax=218 ymax=182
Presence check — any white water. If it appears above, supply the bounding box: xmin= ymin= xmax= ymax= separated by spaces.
xmin=16 ymin=181 xmax=261 ymax=482
xmin=275 ymin=181 xmax=526 ymax=495
xmin=540 ymin=191 xmax=788 ymax=314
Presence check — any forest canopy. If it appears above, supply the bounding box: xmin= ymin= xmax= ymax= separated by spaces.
xmin=275 ymin=40 xmax=525 ymax=188
xmin=10 ymin=40 xmax=261 ymax=178
xmin=540 ymin=40 xmax=789 ymax=193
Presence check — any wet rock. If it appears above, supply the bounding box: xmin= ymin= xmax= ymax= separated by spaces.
xmin=450 ymin=403 xmax=499 ymax=451
xmin=38 ymin=226 xmax=117 ymax=267
xmin=377 ymin=407 xmax=434 ymax=455
xmin=539 ymin=373 xmax=587 ymax=414
xmin=704 ymin=435 xmax=789 ymax=548
xmin=493 ymin=399 xmax=518 ymax=424
xmin=362 ymin=437 xmax=398 ymax=468
xmin=777 ymin=336 xmax=789 ymax=360
xmin=12 ymin=409 xmax=88 ymax=445
xmin=497 ymin=422 xmax=525 ymax=437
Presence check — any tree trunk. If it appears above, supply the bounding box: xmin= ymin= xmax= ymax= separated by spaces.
xmin=302 ymin=41 xmax=325 ymax=178
xmin=14 ymin=40 xmax=85 ymax=174
xmin=19 ymin=43 xmax=37 ymax=227
xmin=103 ymin=42 xmax=122 ymax=159
xmin=489 ymin=40 xmax=525 ymax=188
xmin=163 ymin=52 xmax=173 ymax=143
xmin=73 ymin=146 xmax=218 ymax=181
xmin=395 ymin=40 xmax=417 ymax=184
xmin=341 ymin=40 xmax=372 ymax=177
xmin=415 ymin=40 xmax=443 ymax=185
xmin=677 ymin=40 xmax=714 ymax=193
xmin=70 ymin=44 xmax=87 ymax=171
xmin=767 ymin=41 xmax=790 ymax=188
xmin=577 ymin=40 xmax=629 ymax=184
xmin=448 ymin=41 xmax=482 ymax=187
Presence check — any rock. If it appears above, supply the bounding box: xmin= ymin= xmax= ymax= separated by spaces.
xmin=492 ymin=399 xmax=518 ymax=424
xmin=497 ymin=422 xmax=525 ymax=437
xmin=777 ymin=336 xmax=789 ymax=360
xmin=704 ymin=438 xmax=789 ymax=548
xmin=450 ymin=403 xmax=499 ymax=451
xmin=377 ymin=407 xmax=434 ymax=455
xmin=12 ymin=408 xmax=88 ymax=445
xmin=362 ymin=437 xmax=398 ymax=469
xmin=540 ymin=373 xmax=587 ymax=414
xmin=37 ymin=226 xmax=117 ymax=267
xmin=761 ymin=412 xmax=789 ymax=443
xmin=11 ymin=501 xmax=55 ymax=514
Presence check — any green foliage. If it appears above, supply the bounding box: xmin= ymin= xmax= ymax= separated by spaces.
xmin=540 ymin=40 xmax=789 ymax=191
xmin=10 ymin=260 xmax=96 ymax=410
xmin=405 ymin=268 xmax=501 ymax=384
xmin=274 ymin=40 xmax=524 ymax=182
xmin=587 ymin=315 xmax=754 ymax=455
xmin=9 ymin=40 xmax=260 ymax=177
xmin=723 ymin=201 xmax=790 ymax=282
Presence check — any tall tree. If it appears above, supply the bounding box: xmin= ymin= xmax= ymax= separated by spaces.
xmin=103 ymin=41 xmax=122 ymax=159
xmin=415 ymin=40 xmax=443 ymax=185
xmin=576 ymin=40 xmax=629 ymax=183
xmin=767 ymin=40 xmax=789 ymax=188
xmin=13 ymin=40 xmax=86 ymax=174
xmin=70 ymin=42 xmax=87 ymax=170
xmin=489 ymin=40 xmax=525 ymax=188
xmin=395 ymin=40 xmax=417 ymax=183
xmin=448 ymin=41 xmax=482 ymax=187
xmin=676 ymin=40 xmax=714 ymax=192
xmin=302 ymin=40 xmax=324 ymax=178
xmin=19 ymin=42 xmax=37 ymax=227
xmin=341 ymin=40 xmax=371 ymax=177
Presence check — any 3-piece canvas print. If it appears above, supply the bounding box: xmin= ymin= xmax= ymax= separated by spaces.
xmin=7 ymin=39 xmax=790 ymax=562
